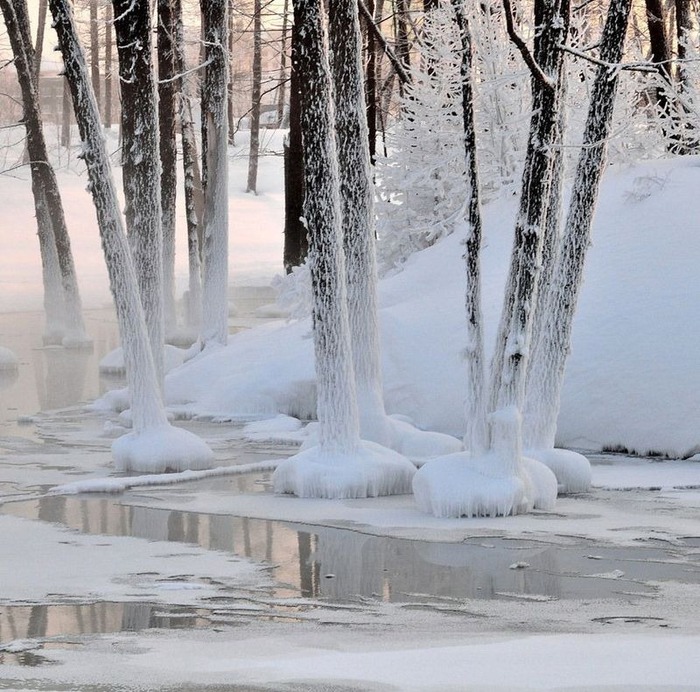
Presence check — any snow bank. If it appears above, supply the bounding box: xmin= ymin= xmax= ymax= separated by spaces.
xmin=165 ymin=158 xmax=700 ymax=458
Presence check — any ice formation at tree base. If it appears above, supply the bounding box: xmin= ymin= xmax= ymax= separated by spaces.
xmin=525 ymin=447 xmax=592 ymax=493
xmin=112 ymin=424 xmax=214 ymax=473
xmin=413 ymin=451 xmax=558 ymax=518
xmin=272 ymin=440 xmax=416 ymax=499
xmin=300 ymin=415 xmax=462 ymax=462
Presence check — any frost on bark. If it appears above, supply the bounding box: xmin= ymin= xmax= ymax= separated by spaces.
xmin=523 ymin=0 xmax=633 ymax=458
xmin=0 ymin=0 xmax=88 ymax=348
xmin=48 ymin=0 xmax=212 ymax=472
xmin=113 ymin=0 xmax=165 ymax=385
xmin=272 ymin=0 xmax=415 ymax=499
xmin=200 ymin=0 xmax=230 ymax=346
xmin=158 ymin=0 xmax=179 ymax=338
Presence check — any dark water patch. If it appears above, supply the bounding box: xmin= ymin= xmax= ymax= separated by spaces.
xmin=4 ymin=497 xmax=700 ymax=606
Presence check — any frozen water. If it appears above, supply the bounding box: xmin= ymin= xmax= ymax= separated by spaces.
xmin=0 ymin=347 xmax=18 ymax=370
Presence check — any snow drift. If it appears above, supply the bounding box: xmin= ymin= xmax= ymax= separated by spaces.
xmin=165 ymin=159 xmax=700 ymax=459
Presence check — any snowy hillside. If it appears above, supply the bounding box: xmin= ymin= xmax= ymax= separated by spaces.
xmin=166 ymin=157 xmax=700 ymax=459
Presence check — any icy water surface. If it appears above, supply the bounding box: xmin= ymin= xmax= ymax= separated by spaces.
xmin=4 ymin=494 xmax=700 ymax=612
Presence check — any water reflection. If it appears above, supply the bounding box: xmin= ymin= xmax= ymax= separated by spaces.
xmin=0 ymin=602 xmax=214 ymax=648
xmin=5 ymin=496 xmax=699 ymax=608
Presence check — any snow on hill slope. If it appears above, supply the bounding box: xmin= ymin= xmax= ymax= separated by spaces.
xmin=166 ymin=157 xmax=700 ymax=458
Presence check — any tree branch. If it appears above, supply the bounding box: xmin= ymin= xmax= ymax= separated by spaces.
xmin=358 ymin=0 xmax=410 ymax=85
xmin=502 ymin=0 xmax=554 ymax=89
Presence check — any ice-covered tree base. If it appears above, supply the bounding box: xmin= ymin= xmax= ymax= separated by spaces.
xmin=61 ymin=332 xmax=94 ymax=350
xmin=112 ymin=424 xmax=214 ymax=473
xmin=413 ymin=451 xmax=557 ymax=518
xmin=301 ymin=415 xmax=462 ymax=462
xmin=272 ymin=440 xmax=416 ymax=499
xmin=525 ymin=448 xmax=592 ymax=494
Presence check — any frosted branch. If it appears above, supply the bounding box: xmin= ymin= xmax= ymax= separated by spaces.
xmin=158 ymin=57 xmax=213 ymax=84
xmin=502 ymin=0 xmax=555 ymax=90
xmin=357 ymin=0 xmax=411 ymax=85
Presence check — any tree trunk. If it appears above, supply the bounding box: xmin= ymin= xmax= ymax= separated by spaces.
xmin=158 ymin=0 xmax=178 ymax=338
xmin=294 ymin=0 xmax=359 ymax=452
xmin=1 ymin=0 xmax=88 ymax=347
xmin=33 ymin=0 xmax=47 ymax=80
xmin=329 ymin=0 xmax=388 ymax=445
xmin=104 ymin=2 xmax=113 ymax=129
xmin=246 ymin=0 xmax=262 ymax=193
xmin=394 ymin=0 xmax=411 ymax=95
xmin=48 ymin=0 xmax=168 ymax=432
xmin=486 ymin=0 xmax=569 ymax=469
xmin=61 ymin=74 xmax=71 ymax=147
xmin=523 ymin=0 xmax=633 ymax=450
xmin=283 ymin=11 xmax=307 ymax=272
xmin=113 ymin=0 xmax=165 ymax=384
xmin=173 ymin=0 xmax=204 ymax=333
xmin=90 ymin=0 xmax=100 ymax=118
xmin=277 ymin=0 xmax=289 ymax=126
xmin=451 ymin=0 xmax=486 ymax=454
xmin=200 ymin=0 xmax=230 ymax=345
xmin=364 ymin=0 xmax=377 ymax=164
xmin=228 ymin=0 xmax=236 ymax=145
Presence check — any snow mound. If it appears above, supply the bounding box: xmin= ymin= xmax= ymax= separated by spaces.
xmin=272 ymin=441 xmax=416 ymax=499
xmin=242 ymin=414 xmax=304 ymax=443
xmin=100 ymin=344 xmax=190 ymax=375
xmin=413 ymin=451 xmax=557 ymax=518
xmin=0 ymin=346 xmax=19 ymax=370
xmin=112 ymin=424 xmax=214 ymax=473
xmin=526 ymin=448 xmax=592 ymax=493
xmin=387 ymin=416 xmax=463 ymax=460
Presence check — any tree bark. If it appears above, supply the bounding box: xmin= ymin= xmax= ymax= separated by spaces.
xmin=277 ymin=0 xmax=289 ymax=126
xmin=104 ymin=2 xmax=113 ymax=128
xmin=90 ymin=0 xmax=100 ymax=117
